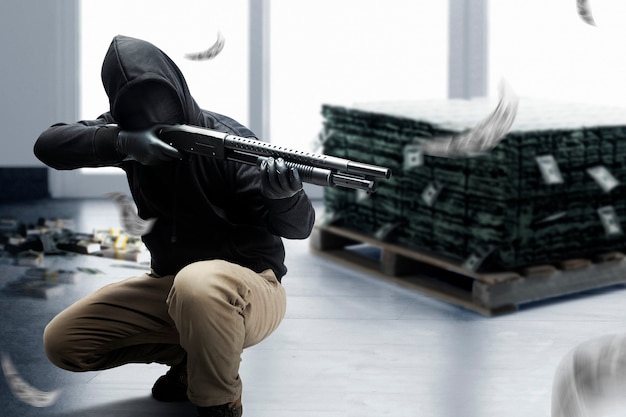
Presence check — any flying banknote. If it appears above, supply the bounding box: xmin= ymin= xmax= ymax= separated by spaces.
xmin=552 ymin=333 xmax=626 ymax=417
xmin=185 ymin=31 xmax=226 ymax=61
xmin=420 ymin=78 xmax=519 ymax=158
xmin=577 ymin=0 xmax=596 ymax=26
xmin=106 ymin=192 xmax=156 ymax=237
xmin=1 ymin=353 xmax=61 ymax=407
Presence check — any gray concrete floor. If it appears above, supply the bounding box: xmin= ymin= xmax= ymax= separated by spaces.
xmin=0 ymin=198 xmax=625 ymax=416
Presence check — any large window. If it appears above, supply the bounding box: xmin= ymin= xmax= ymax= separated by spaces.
xmin=80 ymin=0 xmax=249 ymax=123
xmin=77 ymin=0 xmax=448 ymax=184
xmin=269 ymin=1 xmax=449 ymax=147
xmin=489 ymin=0 xmax=626 ymax=106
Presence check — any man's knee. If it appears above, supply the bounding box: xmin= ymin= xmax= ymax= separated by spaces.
xmin=44 ymin=311 xmax=107 ymax=373
xmin=43 ymin=318 xmax=86 ymax=372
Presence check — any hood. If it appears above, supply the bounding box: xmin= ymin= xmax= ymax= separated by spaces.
xmin=101 ymin=35 xmax=202 ymax=130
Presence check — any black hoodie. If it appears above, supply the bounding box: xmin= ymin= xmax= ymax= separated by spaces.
xmin=34 ymin=35 xmax=315 ymax=280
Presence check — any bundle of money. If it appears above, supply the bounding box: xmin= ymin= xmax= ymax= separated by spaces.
xmin=321 ymin=98 xmax=626 ymax=270
xmin=3 ymin=272 xmax=64 ymax=299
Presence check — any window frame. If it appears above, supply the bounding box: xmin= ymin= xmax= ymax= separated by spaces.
xmin=49 ymin=0 xmax=488 ymax=198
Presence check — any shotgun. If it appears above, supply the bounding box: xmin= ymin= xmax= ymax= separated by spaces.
xmin=157 ymin=124 xmax=392 ymax=193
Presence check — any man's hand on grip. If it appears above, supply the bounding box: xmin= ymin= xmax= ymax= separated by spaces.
xmin=115 ymin=127 xmax=181 ymax=165
xmin=260 ymin=157 xmax=303 ymax=199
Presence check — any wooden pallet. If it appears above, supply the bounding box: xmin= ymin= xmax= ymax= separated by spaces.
xmin=309 ymin=224 xmax=626 ymax=316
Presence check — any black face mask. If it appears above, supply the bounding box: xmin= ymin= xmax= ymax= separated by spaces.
xmin=114 ymin=83 xmax=185 ymax=131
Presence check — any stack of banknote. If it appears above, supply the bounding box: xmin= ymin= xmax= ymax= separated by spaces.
xmin=321 ymin=98 xmax=626 ymax=270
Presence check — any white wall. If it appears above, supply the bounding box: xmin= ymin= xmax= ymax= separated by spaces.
xmin=0 ymin=0 xmax=78 ymax=168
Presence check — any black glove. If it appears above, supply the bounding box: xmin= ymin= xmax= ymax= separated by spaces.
xmin=115 ymin=127 xmax=181 ymax=165
xmin=260 ymin=157 xmax=303 ymax=199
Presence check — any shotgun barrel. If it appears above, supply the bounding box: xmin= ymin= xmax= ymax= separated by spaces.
xmin=158 ymin=124 xmax=392 ymax=193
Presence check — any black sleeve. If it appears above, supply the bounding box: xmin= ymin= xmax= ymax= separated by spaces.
xmin=263 ymin=188 xmax=316 ymax=239
xmin=229 ymin=161 xmax=316 ymax=240
xmin=34 ymin=118 xmax=124 ymax=170
xmin=198 ymin=110 xmax=316 ymax=239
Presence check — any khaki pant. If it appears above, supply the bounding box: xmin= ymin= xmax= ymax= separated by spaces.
xmin=43 ymin=259 xmax=287 ymax=407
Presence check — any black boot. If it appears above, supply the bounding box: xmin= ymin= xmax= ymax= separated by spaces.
xmin=151 ymin=357 xmax=188 ymax=402
xmin=196 ymin=398 xmax=243 ymax=417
